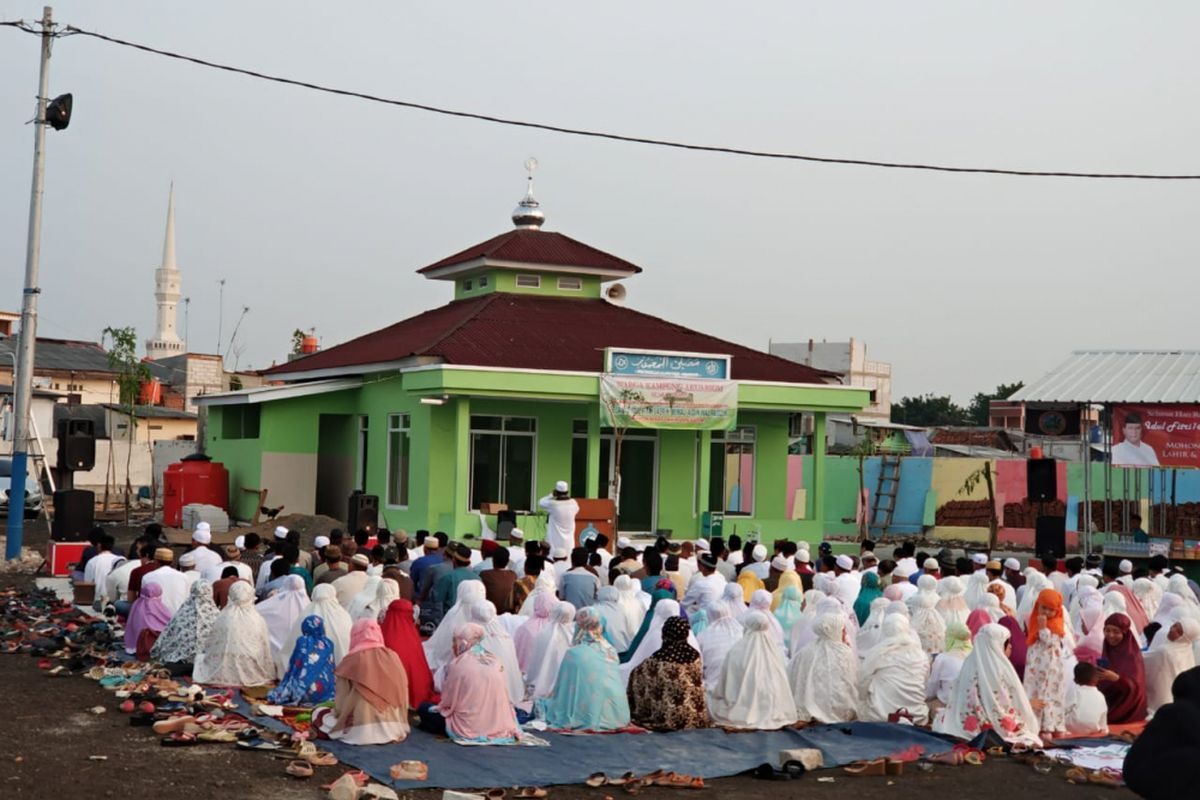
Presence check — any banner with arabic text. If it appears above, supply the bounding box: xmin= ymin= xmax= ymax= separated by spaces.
xmin=599 ymin=374 xmax=737 ymax=430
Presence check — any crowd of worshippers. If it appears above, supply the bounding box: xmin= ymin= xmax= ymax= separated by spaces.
xmin=71 ymin=523 xmax=1200 ymax=753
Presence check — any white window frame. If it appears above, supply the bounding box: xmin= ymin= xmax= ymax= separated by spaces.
xmin=469 ymin=415 xmax=538 ymax=512
xmin=557 ymin=276 xmax=583 ymax=291
xmin=385 ymin=413 xmax=411 ymax=509
xmin=515 ymin=274 xmax=541 ymax=289
xmin=712 ymin=426 xmax=756 ymax=516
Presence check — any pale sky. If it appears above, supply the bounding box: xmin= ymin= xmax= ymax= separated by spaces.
xmin=2 ymin=2 xmax=1197 ymax=402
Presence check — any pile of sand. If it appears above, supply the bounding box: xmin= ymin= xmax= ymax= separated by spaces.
xmin=235 ymin=513 xmax=346 ymax=547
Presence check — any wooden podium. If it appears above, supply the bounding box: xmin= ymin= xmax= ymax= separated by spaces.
xmin=573 ymin=498 xmax=617 ymax=552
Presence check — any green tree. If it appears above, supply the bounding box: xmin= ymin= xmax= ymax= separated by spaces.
xmin=103 ymin=326 xmax=150 ymax=524
xmin=890 ymin=394 xmax=971 ymax=426
xmin=290 ymin=329 xmax=306 ymax=356
xmin=966 ymin=381 xmax=1025 ymax=426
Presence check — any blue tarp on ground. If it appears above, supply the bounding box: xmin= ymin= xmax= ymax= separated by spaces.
xmin=235 ymin=697 xmax=956 ymax=791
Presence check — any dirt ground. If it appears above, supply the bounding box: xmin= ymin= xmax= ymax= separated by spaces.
xmin=0 ymin=518 xmax=1139 ymax=799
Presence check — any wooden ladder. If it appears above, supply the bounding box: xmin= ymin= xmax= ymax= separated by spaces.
xmin=870 ymin=453 xmax=902 ymax=533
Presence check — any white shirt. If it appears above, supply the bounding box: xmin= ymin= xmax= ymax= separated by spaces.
xmin=106 ymin=559 xmax=141 ymax=605
xmin=256 ymin=556 xmax=280 ymax=592
xmin=188 ymin=546 xmax=223 ymax=575
xmin=1065 ymin=683 xmax=1108 ymax=736
xmin=1112 ymin=440 xmax=1160 ymax=467
xmin=83 ymin=552 xmax=123 ymax=601
xmin=538 ymin=495 xmax=579 ymax=558
xmin=203 ymin=560 xmax=253 ymax=584
xmin=744 ymin=561 xmax=771 ymax=580
xmin=833 ymin=571 xmax=862 ymax=607
xmin=141 ymin=566 xmax=189 ymax=614
xmin=681 ymin=570 xmax=727 ymax=614
xmin=506 ymin=546 xmax=526 ymax=578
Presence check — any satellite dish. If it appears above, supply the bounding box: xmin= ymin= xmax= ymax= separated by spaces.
xmin=605 ymin=283 xmax=627 ymax=305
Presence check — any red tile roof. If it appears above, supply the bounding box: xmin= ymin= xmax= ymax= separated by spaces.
xmin=270 ymin=293 xmax=838 ymax=384
xmin=418 ymin=229 xmax=642 ymax=276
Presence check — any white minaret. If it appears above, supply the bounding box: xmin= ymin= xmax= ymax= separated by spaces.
xmin=146 ymin=184 xmax=185 ymax=360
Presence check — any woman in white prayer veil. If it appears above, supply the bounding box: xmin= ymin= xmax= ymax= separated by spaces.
xmin=910 ymin=575 xmax=947 ymax=656
xmin=519 ymin=571 xmax=559 ymax=617
xmin=1069 ymin=573 xmax=1100 ymax=630
xmin=787 ymin=590 xmax=826 ymax=657
xmin=1145 ymin=614 xmax=1200 ymax=712
xmin=423 ymin=580 xmax=487 ymax=678
xmin=359 ymin=578 xmax=400 ymax=622
xmin=594 ymin=586 xmax=634 ymax=652
xmin=933 ymin=623 xmax=1041 ymax=746
xmin=720 ymin=581 xmax=747 ymax=621
xmin=708 ymin=611 xmax=798 ymax=729
xmin=345 ymin=575 xmax=381 ymax=619
xmin=256 ymin=575 xmax=309 ymax=658
xmin=620 ymin=598 xmax=700 ymax=684
xmin=793 ymin=597 xmax=849 ymax=657
xmin=979 ymin=593 xmax=1003 ymax=623
xmin=857 ymin=615 xmax=930 ymax=724
xmin=697 ymin=602 xmax=743 ymax=691
xmin=856 ymin=597 xmax=890 ymax=655
xmin=936 ymin=576 xmax=970 ymax=628
xmin=1167 ymin=573 xmax=1200 ymax=606
xmin=275 ymin=583 xmax=353 ymax=677
xmin=527 ymin=601 xmax=576 ymax=700
xmin=1133 ymin=577 xmax=1163 ymax=623
xmin=467 ymin=600 xmax=527 ymax=708
xmin=1017 ymin=571 xmax=1052 ymax=632
xmin=964 ymin=570 xmax=990 ymax=610
xmin=193 ymin=581 xmax=276 ymax=686
xmin=613 ymin=575 xmax=646 ymax=635
xmin=789 ymin=612 xmax=857 ymax=723
xmin=743 ymin=589 xmax=785 ymax=649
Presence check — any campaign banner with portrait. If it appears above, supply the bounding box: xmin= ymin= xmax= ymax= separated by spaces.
xmin=1111 ymin=404 xmax=1200 ymax=468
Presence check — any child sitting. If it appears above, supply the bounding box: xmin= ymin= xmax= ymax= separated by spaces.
xmin=1064 ymin=661 xmax=1109 ymax=736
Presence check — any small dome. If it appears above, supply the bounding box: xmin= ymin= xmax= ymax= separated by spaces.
xmin=512 ymin=184 xmax=544 ymax=230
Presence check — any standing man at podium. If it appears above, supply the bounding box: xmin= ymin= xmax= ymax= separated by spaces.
xmin=539 ymin=480 xmax=580 ymax=562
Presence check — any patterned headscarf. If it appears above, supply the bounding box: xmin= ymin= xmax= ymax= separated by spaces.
xmin=650 ymin=616 xmax=699 ymax=664
xmin=150 ymin=579 xmax=219 ymax=664
xmin=268 ymin=615 xmax=336 ymax=705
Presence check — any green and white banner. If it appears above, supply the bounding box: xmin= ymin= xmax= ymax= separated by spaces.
xmin=600 ymin=374 xmax=738 ymax=430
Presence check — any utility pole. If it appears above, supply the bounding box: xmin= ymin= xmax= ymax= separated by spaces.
xmin=216 ymin=278 xmax=225 ymax=354
xmin=7 ymin=7 xmax=56 ymax=560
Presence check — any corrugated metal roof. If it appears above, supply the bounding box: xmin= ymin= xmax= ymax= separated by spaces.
xmin=1010 ymin=350 xmax=1200 ymax=403
xmin=0 ymin=335 xmax=114 ymax=374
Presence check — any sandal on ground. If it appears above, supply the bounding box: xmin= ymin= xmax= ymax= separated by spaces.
xmin=1065 ymin=768 xmax=1089 ymax=784
xmin=885 ymin=760 xmax=904 ymax=776
xmin=623 ymin=779 xmax=647 ymax=795
xmin=152 ymin=715 xmax=196 ymax=735
xmin=389 ymin=761 xmax=427 ymax=781
xmin=1088 ymin=769 xmax=1122 ymax=788
xmin=160 ymin=732 xmax=197 ymax=747
xmin=843 ymin=759 xmax=887 ymax=776
xmin=586 ymin=773 xmax=608 ymax=787
xmin=286 ymin=760 xmax=314 ymax=779
xmin=607 ymin=772 xmax=635 ymax=786
xmin=927 ymin=750 xmax=964 ymax=766
xmin=515 ymin=788 xmax=548 ymax=798
xmin=196 ymin=730 xmax=238 ymax=743
xmin=236 ymin=737 xmax=284 ymax=751
xmin=485 ymin=790 xmax=507 ymax=799
xmin=306 ymin=750 xmax=338 ymax=767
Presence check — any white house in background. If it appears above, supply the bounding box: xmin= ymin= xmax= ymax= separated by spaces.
xmin=770 ymin=338 xmax=893 ymax=421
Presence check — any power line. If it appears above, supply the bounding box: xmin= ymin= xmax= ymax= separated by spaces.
xmin=4 ymin=19 xmax=1200 ymax=180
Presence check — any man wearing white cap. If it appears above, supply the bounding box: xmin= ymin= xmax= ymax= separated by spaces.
xmin=744 ymin=544 xmax=771 ymax=580
xmin=538 ymin=480 xmax=579 ymax=560
xmin=1117 ymin=559 xmax=1134 ymax=587
xmin=970 ymin=552 xmax=989 ymax=572
xmin=187 ymin=522 xmax=223 ymax=574
xmin=506 ymin=528 xmax=527 ymax=578
xmin=832 ymin=553 xmax=861 ymax=606
xmin=888 ymin=562 xmax=917 ymax=602
xmin=256 ymin=526 xmax=290 ymax=593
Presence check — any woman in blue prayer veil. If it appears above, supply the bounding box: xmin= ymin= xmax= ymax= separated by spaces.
xmin=268 ymin=614 xmax=336 ymax=705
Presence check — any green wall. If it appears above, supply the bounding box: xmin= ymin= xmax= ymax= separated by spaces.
xmin=455 ymin=269 xmax=604 ymax=300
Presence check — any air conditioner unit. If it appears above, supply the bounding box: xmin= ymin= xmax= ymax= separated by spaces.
xmin=789 ymin=414 xmax=813 ymax=438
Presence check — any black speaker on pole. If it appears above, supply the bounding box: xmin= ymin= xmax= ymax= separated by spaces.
xmin=51 ymin=489 xmax=95 ymax=542
xmin=347 ymin=491 xmax=378 ymax=534
xmin=56 ymin=418 xmax=96 ymax=471
xmin=1026 ymin=458 xmax=1057 ymax=502
xmin=1034 ymin=515 xmax=1067 ymax=561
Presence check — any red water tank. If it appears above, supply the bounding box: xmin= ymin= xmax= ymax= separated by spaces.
xmin=301 ymin=334 xmax=319 ymax=354
xmin=162 ymin=454 xmax=230 ymax=527
xmin=138 ymin=378 xmax=163 ymax=406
